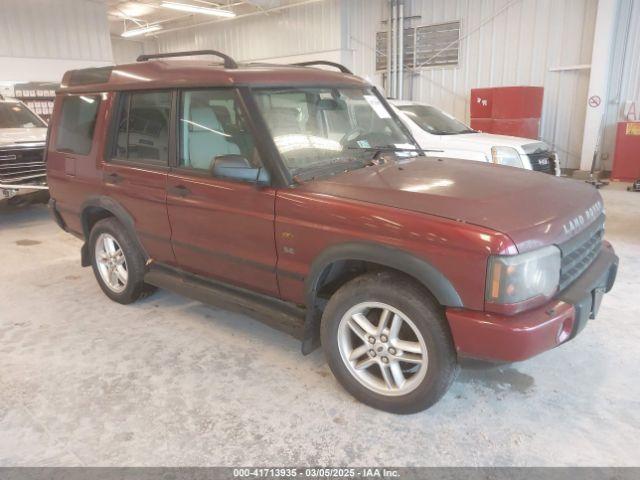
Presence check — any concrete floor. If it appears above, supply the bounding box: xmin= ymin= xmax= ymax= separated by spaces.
xmin=1 ymin=182 xmax=639 ymax=467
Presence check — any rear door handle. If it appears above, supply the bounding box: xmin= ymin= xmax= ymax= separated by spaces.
xmin=103 ymin=172 xmax=123 ymax=185
xmin=168 ymin=185 xmax=191 ymax=197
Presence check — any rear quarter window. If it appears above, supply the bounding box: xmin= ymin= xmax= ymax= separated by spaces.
xmin=55 ymin=95 xmax=102 ymax=155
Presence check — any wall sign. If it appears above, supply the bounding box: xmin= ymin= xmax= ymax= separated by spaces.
xmin=588 ymin=95 xmax=601 ymax=108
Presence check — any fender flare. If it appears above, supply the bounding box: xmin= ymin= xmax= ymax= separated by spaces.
xmin=301 ymin=242 xmax=463 ymax=354
xmin=79 ymin=196 xmax=148 ymax=266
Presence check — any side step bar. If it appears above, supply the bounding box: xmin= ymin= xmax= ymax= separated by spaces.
xmin=145 ymin=263 xmax=305 ymax=340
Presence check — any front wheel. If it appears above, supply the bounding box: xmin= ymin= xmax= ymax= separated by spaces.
xmin=89 ymin=217 xmax=156 ymax=304
xmin=321 ymin=271 xmax=458 ymax=414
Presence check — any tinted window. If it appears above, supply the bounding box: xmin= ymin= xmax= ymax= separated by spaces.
xmin=0 ymin=102 xmax=46 ymax=128
xmin=56 ymin=95 xmax=101 ymax=154
xmin=179 ymin=89 xmax=260 ymax=172
xmin=112 ymin=91 xmax=171 ymax=166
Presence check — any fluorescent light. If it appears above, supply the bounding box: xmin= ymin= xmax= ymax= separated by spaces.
xmin=160 ymin=1 xmax=236 ymax=17
xmin=121 ymin=24 xmax=162 ymax=37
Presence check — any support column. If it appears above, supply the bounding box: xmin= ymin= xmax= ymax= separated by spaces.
xmin=579 ymin=0 xmax=620 ymax=171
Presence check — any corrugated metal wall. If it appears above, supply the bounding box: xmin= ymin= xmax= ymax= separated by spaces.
xmin=155 ymin=0 xmax=343 ymax=62
xmin=0 ymin=0 xmax=112 ymax=62
xmin=346 ymin=0 xmax=598 ymax=170
xmin=619 ymin=0 xmax=640 ymax=108
xmin=601 ymin=0 xmax=640 ymax=169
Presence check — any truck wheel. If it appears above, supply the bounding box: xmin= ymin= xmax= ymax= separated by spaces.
xmin=89 ymin=217 xmax=156 ymax=304
xmin=320 ymin=271 xmax=458 ymax=414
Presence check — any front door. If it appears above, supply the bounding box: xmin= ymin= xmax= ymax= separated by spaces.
xmin=167 ymin=88 xmax=279 ymax=296
xmin=102 ymin=90 xmax=175 ymax=264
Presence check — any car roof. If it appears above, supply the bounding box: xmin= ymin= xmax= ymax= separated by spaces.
xmin=59 ymin=58 xmax=369 ymax=94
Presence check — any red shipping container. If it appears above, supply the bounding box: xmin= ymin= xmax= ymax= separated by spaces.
xmin=470 ymin=88 xmax=493 ymax=118
xmin=488 ymin=118 xmax=540 ymax=139
xmin=470 ymin=118 xmax=493 ymax=132
xmin=492 ymin=86 xmax=544 ymax=119
xmin=611 ymin=122 xmax=640 ymax=181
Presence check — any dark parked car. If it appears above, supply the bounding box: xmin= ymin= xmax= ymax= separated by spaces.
xmin=46 ymin=51 xmax=618 ymax=413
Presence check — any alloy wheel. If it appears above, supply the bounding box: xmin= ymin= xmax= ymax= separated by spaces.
xmin=95 ymin=233 xmax=128 ymax=293
xmin=337 ymin=301 xmax=428 ymax=396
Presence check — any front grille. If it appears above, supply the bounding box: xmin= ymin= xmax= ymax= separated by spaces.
xmin=0 ymin=146 xmax=46 ymax=186
xmin=527 ymin=151 xmax=556 ymax=174
xmin=558 ymin=216 xmax=604 ymax=291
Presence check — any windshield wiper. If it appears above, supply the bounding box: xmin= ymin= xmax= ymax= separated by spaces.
xmin=348 ymin=145 xmax=442 ymax=158
xmin=291 ymin=157 xmax=372 ymax=183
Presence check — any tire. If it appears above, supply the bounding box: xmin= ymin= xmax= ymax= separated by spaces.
xmin=321 ymin=271 xmax=458 ymax=414
xmin=88 ymin=217 xmax=156 ymax=304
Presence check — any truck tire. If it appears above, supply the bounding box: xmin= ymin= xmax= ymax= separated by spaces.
xmin=88 ymin=217 xmax=156 ymax=304
xmin=320 ymin=271 xmax=458 ymax=414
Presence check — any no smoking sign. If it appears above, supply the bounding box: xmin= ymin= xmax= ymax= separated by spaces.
xmin=588 ymin=95 xmax=601 ymax=108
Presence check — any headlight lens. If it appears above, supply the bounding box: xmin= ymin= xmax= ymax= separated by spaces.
xmin=491 ymin=146 xmax=523 ymax=168
xmin=486 ymin=246 xmax=561 ymax=304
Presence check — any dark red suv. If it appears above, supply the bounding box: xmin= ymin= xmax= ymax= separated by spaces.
xmin=46 ymin=51 xmax=618 ymax=413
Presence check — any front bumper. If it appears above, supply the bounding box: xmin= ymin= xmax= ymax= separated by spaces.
xmin=1 ymin=182 xmax=49 ymax=198
xmin=446 ymin=242 xmax=618 ymax=362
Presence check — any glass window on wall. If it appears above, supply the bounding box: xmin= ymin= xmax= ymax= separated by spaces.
xmin=179 ymin=89 xmax=259 ymax=172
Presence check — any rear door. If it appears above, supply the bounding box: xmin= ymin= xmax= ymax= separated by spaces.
xmin=102 ymin=90 xmax=175 ymax=264
xmin=166 ymin=87 xmax=279 ymax=296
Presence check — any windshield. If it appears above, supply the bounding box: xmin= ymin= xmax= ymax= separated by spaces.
xmin=398 ymin=104 xmax=474 ymax=135
xmin=253 ymin=87 xmax=417 ymax=179
xmin=0 ymin=102 xmax=46 ymax=129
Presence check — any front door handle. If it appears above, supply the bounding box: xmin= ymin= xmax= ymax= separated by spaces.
xmin=168 ymin=185 xmax=191 ymax=197
xmin=103 ymin=172 xmax=123 ymax=185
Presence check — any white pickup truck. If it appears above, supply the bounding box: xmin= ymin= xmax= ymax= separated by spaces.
xmin=0 ymin=96 xmax=48 ymax=203
xmin=390 ymin=100 xmax=560 ymax=176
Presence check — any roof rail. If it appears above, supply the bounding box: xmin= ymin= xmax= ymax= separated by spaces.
xmin=137 ymin=50 xmax=238 ymax=69
xmin=292 ymin=61 xmax=353 ymax=75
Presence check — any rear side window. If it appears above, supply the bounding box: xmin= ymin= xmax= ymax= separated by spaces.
xmin=55 ymin=95 xmax=101 ymax=155
xmin=112 ymin=91 xmax=171 ymax=167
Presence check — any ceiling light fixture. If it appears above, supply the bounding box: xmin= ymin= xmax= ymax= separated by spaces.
xmin=121 ymin=24 xmax=162 ymax=37
xmin=160 ymin=1 xmax=236 ymax=17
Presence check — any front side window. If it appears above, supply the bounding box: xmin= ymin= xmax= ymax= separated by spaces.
xmin=398 ymin=105 xmax=475 ymax=135
xmin=179 ymin=89 xmax=264 ymax=182
xmin=56 ymin=95 xmax=101 ymax=154
xmin=0 ymin=102 xmax=46 ymax=129
xmin=252 ymin=87 xmax=415 ymax=179
xmin=113 ymin=91 xmax=171 ymax=166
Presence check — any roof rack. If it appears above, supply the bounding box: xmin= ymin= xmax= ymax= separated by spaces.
xmin=292 ymin=61 xmax=353 ymax=75
xmin=137 ymin=50 xmax=238 ymax=69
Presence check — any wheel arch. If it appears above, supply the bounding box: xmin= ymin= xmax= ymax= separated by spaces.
xmin=79 ymin=196 xmax=148 ymax=267
xmin=301 ymin=242 xmax=463 ymax=354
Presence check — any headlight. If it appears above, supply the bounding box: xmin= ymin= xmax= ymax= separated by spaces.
xmin=486 ymin=246 xmax=561 ymax=304
xmin=491 ymin=146 xmax=523 ymax=168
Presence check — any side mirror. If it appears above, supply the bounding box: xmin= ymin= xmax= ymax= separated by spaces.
xmin=211 ymin=154 xmax=270 ymax=185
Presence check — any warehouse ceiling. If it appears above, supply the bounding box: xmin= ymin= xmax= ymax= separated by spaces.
xmin=105 ymin=0 xmax=310 ymax=37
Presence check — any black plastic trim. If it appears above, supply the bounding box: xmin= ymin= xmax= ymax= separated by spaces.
xmin=79 ymin=196 xmax=150 ymax=267
xmin=558 ymin=245 xmax=618 ymax=339
xmin=292 ymin=61 xmax=353 ymax=74
xmin=145 ymin=263 xmax=304 ymax=339
xmin=300 ymin=241 xmax=463 ymax=354
xmin=137 ymin=50 xmax=238 ymax=69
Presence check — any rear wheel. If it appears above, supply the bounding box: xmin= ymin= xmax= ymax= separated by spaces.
xmin=89 ymin=217 xmax=155 ymax=304
xmin=321 ymin=271 xmax=458 ymax=414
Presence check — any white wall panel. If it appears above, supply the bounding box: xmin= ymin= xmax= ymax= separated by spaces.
xmin=0 ymin=0 xmax=112 ymax=82
xmin=347 ymin=0 xmax=598 ymax=170
xmin=155 ymin=0 xmax=344 ymax=62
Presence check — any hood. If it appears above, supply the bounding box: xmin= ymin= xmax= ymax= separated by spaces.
xmin=299 ymin=157 xmax=602 ymax=253
xmin=0 ymin=128 xmax=47 ymax=147
xmin=452 ymin=132 xmax=545 ymax=150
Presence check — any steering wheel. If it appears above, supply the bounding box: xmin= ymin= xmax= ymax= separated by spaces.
xmin=340 ymin=127 xmax=367 ymax=146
